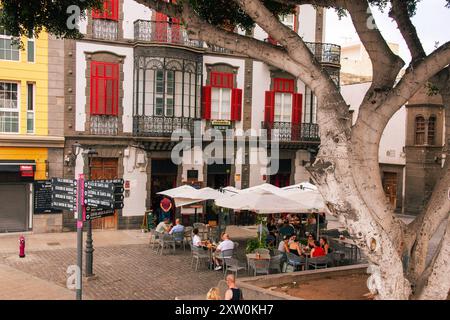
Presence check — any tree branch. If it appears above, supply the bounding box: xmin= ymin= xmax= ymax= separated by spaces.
xmin=414 ymin=217 xmax=450 ymax=300
xmin=389 ymin=0 xmax=426 ymax=62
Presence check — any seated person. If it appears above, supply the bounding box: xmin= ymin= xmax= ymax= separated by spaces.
xmin=311 ymin=240 xmax=326 ymax=257
xmin=213 ymin=233 xmax=234 ymax=271
xmin=287 ymin=235 xmax=302 ymax=256
xmin=318 ymin=212 xmax=326 ymax=224
xmin=278 ymin=235 xmax=289 ymax=253
xmin=307 ymin=233 xmax=316 ymax=249
xmin=307 ymin=213 xmax=317 ymax=225
xmin=320 ymin=236 xmax=330 ymax=254
xmin=155 ymin=218 xmax=171 ymax=234
xmin=169 ymin=218 xmax=184 ymax=235
xmin=278 ymin=220 xmax=295 ymax=238
xmin=192 ymin=228 xmax=204 ymax=247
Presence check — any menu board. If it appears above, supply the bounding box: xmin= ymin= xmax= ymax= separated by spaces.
xmin=34 ymin=180 xmax=61 ymax=213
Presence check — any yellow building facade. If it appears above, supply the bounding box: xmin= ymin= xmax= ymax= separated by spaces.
xmin=0 ymin=28 xmax=65 ymax=232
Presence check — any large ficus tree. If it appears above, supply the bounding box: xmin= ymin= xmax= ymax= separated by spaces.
xmin=2 ymin=0 xmax=449 ymax=300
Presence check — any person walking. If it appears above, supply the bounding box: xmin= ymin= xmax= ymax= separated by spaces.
xmin=224 ymin=274 xmax=243 ymax=300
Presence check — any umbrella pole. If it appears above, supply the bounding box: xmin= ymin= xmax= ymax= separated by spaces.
xmin=317 ymin=212 xmax=320 ymax=241
xmin=195 ymin=207 xmax=197 ymax=224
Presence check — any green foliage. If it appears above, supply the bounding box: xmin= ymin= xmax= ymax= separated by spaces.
xmin=245 ymin=236 xmax=269 ymax=253
xmin=187 ymin=0 xmax=295 ymax=31
xmin=0 ymin=0 xmax=102 ymax=39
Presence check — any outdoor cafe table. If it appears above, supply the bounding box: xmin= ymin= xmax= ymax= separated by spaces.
xmin=246 ymin=253 xmax=271 ymax=260
xmin=331 ymin=237 xmax=360 ymax=262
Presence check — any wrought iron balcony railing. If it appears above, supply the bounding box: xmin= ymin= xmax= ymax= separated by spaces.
xmin=90 ymin=115 xmax=119 ymax=135
xmin=133 ymin=115 xmax=198 ymax=137
xmin=261 ymin=121 xmax=320 ymax=142
xmin=92 ymin=19 xmax=118 ymax=41
xmin=304 ymin=42 xmax=341 ymax=65
xmin=134 ymin=20 xmax=203 ymax=48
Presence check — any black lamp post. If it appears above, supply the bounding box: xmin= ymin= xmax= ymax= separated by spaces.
xmin=83 ymin=147 xmax=98 ymax=278
xmin=72 ymin=142 xmax=82 ymax=300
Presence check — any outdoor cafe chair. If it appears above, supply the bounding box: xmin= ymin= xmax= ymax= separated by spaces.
xmin=219 ymin=249 xmax=234 ymax=274
xmin=307 ymin=256 xmax=329 ymax=270
xmin=286 ymin=252 xmax=307 ymax=272
xmin=157 ymin=234 xmax=176 ymax=255
xmin=189 ymin=243 xmax=210 ymax=271
xmin=151 ymin=231 xmax=163 ymax=251
xmin=224 ymin=257 xmax=246 ymax=278
xmin=269 ymin=253 xmax=284 ymax=273
xmin=252 ymin=258 xmax=270 ymax=276
xmin=172 ymin=231 xmax=185 ymax=251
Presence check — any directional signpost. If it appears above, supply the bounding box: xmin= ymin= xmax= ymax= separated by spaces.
xmin=51 ymin=178 xmax=77 ymax=212
xmin=50 ymin=176 xmax=125 ymax=298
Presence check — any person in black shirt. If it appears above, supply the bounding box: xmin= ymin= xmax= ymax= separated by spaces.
xmin=224 ymin=274 xmax=243 ymax=300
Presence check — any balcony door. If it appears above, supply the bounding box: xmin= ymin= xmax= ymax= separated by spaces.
xmin=90 ymin=158 xmax=119 ymax=230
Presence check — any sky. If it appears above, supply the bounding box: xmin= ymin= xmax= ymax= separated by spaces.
xmin=325 ymin=0 xmax=450 ymax=64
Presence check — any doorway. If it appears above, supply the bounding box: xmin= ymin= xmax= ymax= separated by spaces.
xmin=382 ymin=172 xmax=398 ymax=209
xmin=207 ymin=163 xmax=231 ymax=189
xmin=269 ymin=159 xmax=292 ymax=188
xmin=151 ymin=159 xmax=178 ymax=222
xmin=90 ymin=158 xmax=119 ymax=230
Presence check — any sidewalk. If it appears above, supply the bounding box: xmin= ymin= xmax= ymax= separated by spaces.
xmin=0 ymin=263 xmax=75 ymax=300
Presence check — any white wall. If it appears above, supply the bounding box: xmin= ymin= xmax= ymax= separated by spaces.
xmin=294 ymin=150 xmax=311 ymax=183
xmin=341 ymin=82 xmax=406 ymax=166
xmin=75 ymin=42 xmax=134 ymax=132
xmin=122 ymin=147 xmax=148 ymax=216
xmin=123 ymin=0 xmax=152 ymax=40
xmin=298 ymin=5 xmax=316 ymax=42
xmin=251 ymin=61 xmax=271 ymax=131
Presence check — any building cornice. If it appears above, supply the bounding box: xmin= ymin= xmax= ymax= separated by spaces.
xmin=0 ymin=135 xmax=65 ymax=148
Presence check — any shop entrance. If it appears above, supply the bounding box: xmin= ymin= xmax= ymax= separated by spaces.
xmin=269 ymin=159 xmax=292 ymax=187
xmin=151 ymin=159 xmax=178 ymax=222
xmin=90 ymin=158 xmax=119 ymax=230
xmin=207 ymin=163 xmax=231 ymax=189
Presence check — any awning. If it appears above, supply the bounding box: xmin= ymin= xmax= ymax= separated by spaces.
xmin=0 ymin=160 xmax=36 ymax=173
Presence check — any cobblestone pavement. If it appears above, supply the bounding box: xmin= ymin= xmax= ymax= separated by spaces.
xmin=0 ymin=243 xmax=233 ymax=300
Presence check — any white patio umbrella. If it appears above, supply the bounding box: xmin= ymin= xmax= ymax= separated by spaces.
xmin=282 ymin=181 xmax=318 ymax=191
xmin=221 ymin=186 xmax=240 ymax=195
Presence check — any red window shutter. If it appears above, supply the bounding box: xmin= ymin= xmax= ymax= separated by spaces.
xmin=92 ymin=0 xmax=118 ymax=21
xmin=231 ymin=88 xmax=242 ymax=121
xmin=171 ymin=17 xmax=181 ymax=43
xmin=291 ymin=93 xmax=303 ymax=140
xmin=90 ymin=61 xmax=119 ymax=116
xmin=155 ymin=12 xmax=168 ymax=42
xmin=274 ymin=78 xmax=294 ymax=93
xmin=264 ymin=91 xmax=275 ymax=126
xmin=202 ymin=86 xmax=212 ymax=120
xmin=210 ymin=72 xmax=233 ymax=88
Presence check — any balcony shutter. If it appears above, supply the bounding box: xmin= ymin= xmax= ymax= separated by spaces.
xmin=264 ymin=91 xmax=275 ymax=126
xmin=92 ymin=0 xmax=118 ymax=20
xmin=155 ymin=12 xmax=168 ymax=42
xmin=231 ymin=88 xmax=243 ymax=121
xmin=171 ymin=18 xmax=181 ymax=43
xmin=90 ymin=61 xmax=119 ymax=116
xmin=202 ymin=86 xmax=212 ymax=120
xmin=291 ymin=93 xmax=303 ymax=140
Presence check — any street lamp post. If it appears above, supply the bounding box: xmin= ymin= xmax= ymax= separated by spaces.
xmin=71 ymin=142 xmax=83 ymax=300
xmin=83 ymin=148 xmax=98 ymax=278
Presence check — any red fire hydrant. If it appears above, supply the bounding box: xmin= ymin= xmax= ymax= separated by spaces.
xmin=19 ymin=236 xmax=25 ymax=258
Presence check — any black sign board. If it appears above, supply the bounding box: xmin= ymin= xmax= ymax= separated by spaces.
xmin=83 ymin=181 xmax=115 ymax=209
xmin=51 ymin=178 xmax=77 ymax=212
xmin=34 ymin=180 xmax=61 ymax=213
xmin=95 ymin=179 xmax=125 ymax=209
xmin=85 ymin=208 xmax=115 ymax=221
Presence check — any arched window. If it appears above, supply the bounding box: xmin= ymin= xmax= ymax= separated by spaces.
xmin=428 ymin=115 xmax=436 ymax=145
xmin=415 ymin=116 xmax=426 ymax=145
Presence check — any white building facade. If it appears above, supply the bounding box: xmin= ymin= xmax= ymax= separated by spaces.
xmin=62 ymin=0 xmax=341 ymax=229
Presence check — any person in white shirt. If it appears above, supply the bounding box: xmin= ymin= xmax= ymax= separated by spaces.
xmin=192 ymin=228 xmax=204 ymax=247
xmin=155 ymin=218 xmax=171 ymax=233
xmin=213 ymin=233 xmax=234 ymax=270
